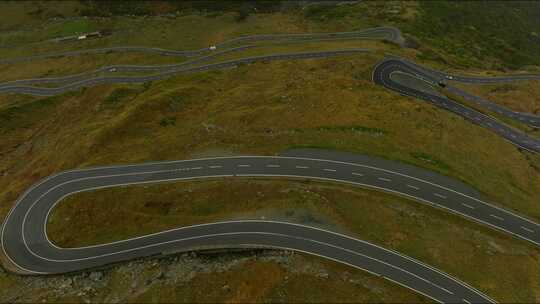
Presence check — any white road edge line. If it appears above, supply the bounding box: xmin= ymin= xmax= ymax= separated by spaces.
xmin=6 ymin=170 xmax=498 ymax=302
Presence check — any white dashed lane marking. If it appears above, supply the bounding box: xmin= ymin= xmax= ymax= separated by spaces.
xmin=323 ymin=168 xmax=337 ymax=172
xmin=433 ymin=193 xmax=447 ymax=199
xmin=295 ymin=166 xmax=309 ymax=169
xmin=521 ymin=226 xmax=535 ymax=233
xmin=267 ymin=164 xmax=280 ymax=168
xmin=490 ymin=214 xmax=504 ymax=221
xmin=190 ymin=167 xmax=202 ymax=170
xmin=378 ymin=177 xmax=391 ymax=182
xmin=351 ymin=172 xmax=364 ymax=177
xmin=406 ymin=184 xmax=420 ymax=190
xmin=208 ymin=165 xmax=222 ymax=169
xmin=461 ymin=203 xmax=475 ymax=209
xmin=237 ymin=164 xmax=251 ymax=168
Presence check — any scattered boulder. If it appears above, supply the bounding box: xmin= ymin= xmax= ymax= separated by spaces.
xmin=89 ymin=271 xmax=103 ymax=282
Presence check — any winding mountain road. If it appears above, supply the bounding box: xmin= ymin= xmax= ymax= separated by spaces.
xmin=1 ymin=27 xmax=538 ymax=156
xmin=0 ymin=26 xmax=403 ymax=65
xmin=393 ymin=58 xmax=540 ymax=128
xmin=0 ymin=26 xmax=403 ymax=94
xmin=3 ymin=149 xmax=540 ymax=302
xmin=373 ymin=58 xmax=540 ymax=153
xmin=2 ymin=25 xmax=540 ymax=303
xmin=0 ymin=49 xmax=370 ymax=96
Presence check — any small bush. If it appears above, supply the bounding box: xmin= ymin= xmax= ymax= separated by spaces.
xmin=159 ymin=117 xmax=176 ymax=127
xmin=411 ymin=152 xmax=450 ymax=171
xmin=103 ymin=88 xmax=136 ymax=104
xmin=490 ymin=84 xmax=518 ymax=94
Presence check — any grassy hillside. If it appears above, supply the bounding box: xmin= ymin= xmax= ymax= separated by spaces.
xmin=48 ymin=179 xmax=540 ymax=302
xmin=404 ymin=1 xmax=540 ymax=70
xmin=453 ymin=81 xmax=540 ymax=115
xmin=1 ymin=249 xmax=427 ymax=303
xmin=1 ymin=1 xmax=540 ymax=303
xmin=2 ymin=50 xmax=539 ymax=302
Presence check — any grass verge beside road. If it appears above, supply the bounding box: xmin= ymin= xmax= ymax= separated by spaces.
xmin=2 ymin=3 xmax=540 ymax=302
xmin=442 ymin=87 xmax=540 ymax=139
xmin=47 ymin=179 xmax=540 ymax=303
xmin=452 ymin=81 xmax=540 ymax=116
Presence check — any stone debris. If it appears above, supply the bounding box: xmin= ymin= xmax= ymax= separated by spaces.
xmin=0 ymin=249 xmax=356 ymax=302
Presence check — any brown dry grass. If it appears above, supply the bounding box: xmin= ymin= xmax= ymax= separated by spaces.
xmin=47 ymin=179 xmax=540 ymax=303
xmin=453 ymin=81 xmax=540 ymax=115
xmin=2 ymin=6 xmax=540 ymax=303
xmin=0 ymin=250 xmax=428 ymax=303
xmin=125 ymin=253 xmax=428 ymax=303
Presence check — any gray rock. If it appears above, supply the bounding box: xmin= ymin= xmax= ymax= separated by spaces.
xmin=89 ymin=271 xmax=103 ymax=282
xmin=316 ymin=271 xmax=329 ymax=279
xmin=156 ymin=271 xmax=165 ymax=280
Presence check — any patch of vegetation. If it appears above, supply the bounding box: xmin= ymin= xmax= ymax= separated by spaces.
xmin=416 ymin=48 xmax=448 ymax=65
xmin=352 ymin=69 xmax=372 ymax=81
xmin=78 ymin=1 xmax=285 ymax=17
xmin=57 ymin=19 xmax=93 ymax=36
xmin=167 ymin=95 xmax=184 ymax=112
xmin=103 ymin=88 xmax=138 ymax=105
xmin=159 ymin=116 xmax=176 ymax=127
xmin=404 ymin=1 xmax=540 ymax=69
xmin=79 ymin=1 xmax=154 ymax=17
xmin=303 ymin=4 xmax=352 ymax=22
xmin=317 ymin=125 xmax=387 ymax=136
xmin=411 ymin=151 xmax=450 ymax=171
xmin=0 ymin=96 xmax=61 ymax=133
xmin=490 ymin=84 xmax=518 ymax=94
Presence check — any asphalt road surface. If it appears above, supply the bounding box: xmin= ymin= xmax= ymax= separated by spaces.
xmin=373 ymin=58 xmax=540 ymax=153
xmin=1 ymin=25 xmax=538 ymax=302
xmin=0 ymin=45 xmax=257 ymax=88
xmin=0 ymin=26 xmax=403 ymax=94
xmin=0 ymin=49 xmax=371 ymax=96
xmin=395 ymin=58 xmax=540 ymax=129
xmin=4 ymin=148 xmax=540 ymax=302
xmin=0 ymin=26 xmax=403 ymax=65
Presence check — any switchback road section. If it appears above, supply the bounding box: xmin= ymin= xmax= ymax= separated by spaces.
xmin=373 ymin=58 xmax=540 ymax=153
xmin=4 ymin=148 xmax=540 ymax=302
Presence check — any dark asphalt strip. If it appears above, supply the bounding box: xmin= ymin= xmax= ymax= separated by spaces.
xmin=0 ymin=26 xmax=402 ymax=65
xmin=392 ymin=57 xmax=540 ymax=128
xmin=5 ymin=150 xmax=540 ymax=301
xmin=372 ymin=58 xmax=540 ymax=153
xmin=0 ymin=49 xmax=370 ymax=96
